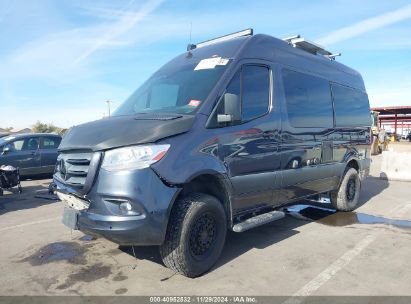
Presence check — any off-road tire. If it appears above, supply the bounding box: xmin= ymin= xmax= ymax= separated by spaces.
xmin=159 ymin=193 xmax=227 ymax=278
xmin=330 ymin=168 xmax=361 ymax=211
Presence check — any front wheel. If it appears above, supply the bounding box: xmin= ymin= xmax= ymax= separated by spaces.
xmin=330 ymin=168 xmax=361 ymax=211
xmin=160 ymin=193 xmax=227 ymax=278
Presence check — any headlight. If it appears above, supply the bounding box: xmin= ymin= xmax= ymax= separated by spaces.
xmin=101 ymin=144 xmax=170 ymax=171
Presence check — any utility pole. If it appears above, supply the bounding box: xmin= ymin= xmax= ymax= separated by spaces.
xmin=105 ymin=100 xmax=112 ymax=117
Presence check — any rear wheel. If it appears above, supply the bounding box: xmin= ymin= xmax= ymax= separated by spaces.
xmin=330 ymin=168 xmax=361 ymax=211
xmin=160 ymin=193 xmax=227 ymax=278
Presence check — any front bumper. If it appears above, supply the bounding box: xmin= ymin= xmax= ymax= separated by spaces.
xmin=55 ymin=167 xmax=181 ymax=246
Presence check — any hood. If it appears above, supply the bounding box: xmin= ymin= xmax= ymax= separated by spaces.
xmin=59 ymin=113 xmax=195 ymax=152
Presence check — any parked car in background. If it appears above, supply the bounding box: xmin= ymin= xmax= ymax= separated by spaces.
xmin=0 ymin=133 xmax=61 ymax=176
xmin=407 ymin=132 xmax=411 ymax=142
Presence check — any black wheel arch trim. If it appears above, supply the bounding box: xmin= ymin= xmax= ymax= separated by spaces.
xmin=155 ymin=169 xmax=235 ymax=232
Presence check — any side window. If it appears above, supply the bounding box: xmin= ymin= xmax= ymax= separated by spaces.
xmin=41 ymin=137 xmax=61 ymax=150
xmin=214 ymin=65 xmax=269 ymax=126
xmin=331 ymin=84 xmax=371 ymax=127
xmin=282 ymin=69 xmax=333 ymax=128
xmin=24 ymin=137 xmax=39 ymax=150
xmin=6 ymin=139 xmax=25 ymax=152
xmin=6 ymin=138 xmax=39 ymax=151
xmin=242 ymin=65 xmax=270 ymax=121
xmin=226 ymin=70 xmax=240 ymax=96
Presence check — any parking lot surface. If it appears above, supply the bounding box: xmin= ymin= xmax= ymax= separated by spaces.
xmin=0 ymin=144 xmax=410 ymax=296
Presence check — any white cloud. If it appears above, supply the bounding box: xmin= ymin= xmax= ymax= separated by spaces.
xmin=0 ymin=0 xmax=166 ymax=83
xmin=74 ymin=0 xmax=165 ymax=64
xmin=2 ymin=28 xmax=101 ymax=81
xmin=0 ymin=0 xmax=170 ymax=129
xmin=317 ymin=4 xmax=411 ymax=45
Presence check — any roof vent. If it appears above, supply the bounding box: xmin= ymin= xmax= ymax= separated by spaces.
xmin=283 ymin=35 xmax=341 ymax=60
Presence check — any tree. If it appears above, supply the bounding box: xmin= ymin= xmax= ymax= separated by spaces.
xmin=32 ymin=121 xmax=62 ymax=133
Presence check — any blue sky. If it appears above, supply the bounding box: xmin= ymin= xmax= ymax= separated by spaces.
xmin=1 ymin=0 xmax=411 ymax=128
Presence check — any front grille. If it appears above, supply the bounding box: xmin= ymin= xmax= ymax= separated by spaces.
xmin=56 ymin=152 xmax=93 ymax=188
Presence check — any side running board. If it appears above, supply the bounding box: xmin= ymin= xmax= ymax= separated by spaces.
xmin=232 ymin=210 xmax=285 ymax=232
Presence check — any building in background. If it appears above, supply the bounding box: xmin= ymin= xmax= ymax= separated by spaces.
xmin=371 ymin=106 xmax=411 ymax=137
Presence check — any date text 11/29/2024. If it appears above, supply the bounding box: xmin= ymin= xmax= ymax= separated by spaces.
xmin=149 ymin=296 xmax=257 ymax=303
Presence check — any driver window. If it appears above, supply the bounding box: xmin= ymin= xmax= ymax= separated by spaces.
xmin=226 ymin=70 xmax=240 ymax=97
xmin=7 ymin=139 xmax=25 ymax=152
xmin=212 ymin=65 xmax=270 ymax=127
xmin=214 ymin=71 xmax=241 ymax=118
xmin=242 ymin=65 xmax=270 ymax=121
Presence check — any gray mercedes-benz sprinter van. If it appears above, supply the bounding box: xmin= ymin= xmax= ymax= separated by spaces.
xmin=55 ymin=29 xmax=371 ymax=277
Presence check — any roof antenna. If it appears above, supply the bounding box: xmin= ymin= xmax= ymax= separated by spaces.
xmin=186 ymin=22 xmax=195 ymax=56
xmin=189 ymin=22 xmax=192 ymax=45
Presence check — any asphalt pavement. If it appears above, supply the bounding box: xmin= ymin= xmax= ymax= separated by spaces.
xmin=0 ymin=143 xmax=410 ymax=296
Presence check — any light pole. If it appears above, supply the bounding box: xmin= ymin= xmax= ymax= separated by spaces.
xmin=105 ymin=100 xmax=113 ymax=117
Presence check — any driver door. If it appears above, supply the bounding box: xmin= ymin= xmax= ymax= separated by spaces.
xmin=2 ymin=137 xmax=41 ymax=175
xmin=213 ymin=63 xmax=281 ymax=214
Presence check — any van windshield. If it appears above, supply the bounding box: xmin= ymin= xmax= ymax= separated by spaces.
xmin=114 ymin=60 xmax=228 ymax=116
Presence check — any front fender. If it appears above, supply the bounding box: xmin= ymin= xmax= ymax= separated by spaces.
xmin=151 ymin=153 xmax=227 ymax=185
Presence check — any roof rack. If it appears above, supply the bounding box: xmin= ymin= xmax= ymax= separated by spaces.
xmin=283 ymin=35 xmax=341 ymax=60
xmin=187 ymin=28 xmax=253 ymax=51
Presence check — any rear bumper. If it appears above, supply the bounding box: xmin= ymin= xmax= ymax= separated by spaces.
xmin=55 ymin=167 xmax=181 ymax=246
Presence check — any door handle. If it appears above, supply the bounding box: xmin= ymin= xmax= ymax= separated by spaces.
xmin=30 ymin=151 xmax=36 ymax=155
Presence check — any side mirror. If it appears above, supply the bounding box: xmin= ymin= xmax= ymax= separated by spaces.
xmin=217 ymin=93 xmax=241 ymax=124
xmin=2 ymin=146 xmax=10 ymax=155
